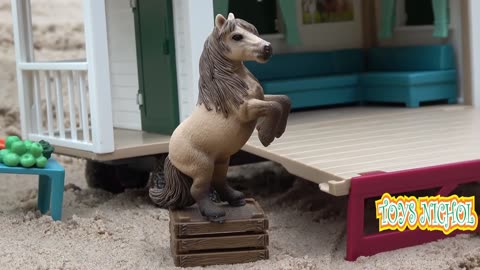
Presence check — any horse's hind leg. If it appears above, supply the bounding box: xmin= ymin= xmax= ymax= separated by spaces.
xmin=190 ymin=163 xmax=226 ymax=223
xmin=213 ymin=158 xmax=246 ymax=207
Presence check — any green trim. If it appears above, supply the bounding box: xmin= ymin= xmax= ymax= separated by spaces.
xmin=432 ymin=0 xmax=449 ymax=38
xmin=278 ymin=0 xmax=302 ymax=45
xmin=213 ymin=0 xmax=229 ymax=17
xmin=379 ymin=0 xmax=396 ymax=39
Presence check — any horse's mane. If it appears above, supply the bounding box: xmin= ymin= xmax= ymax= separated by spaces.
xmin=197 ymin=18 xmax=259 ymax=118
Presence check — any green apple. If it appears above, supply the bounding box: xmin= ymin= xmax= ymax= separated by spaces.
xmin=24 ymin=140 xmax=32 ymax=151
xmin=5 ymin=136 xmax=20 ymax=149
xmin=20 ymin=153 xmax=36 ymax=168
xmin=3 ymin=153 xmax=20 ymax=167
xmin=0 ymin=149 xmax=10 ymax=163
xmin=36 ymin=156 xmax=48 ymax=168
xmin=30 ymin=142 xmax=43 ymax=158
xmin=11 ymin=141 xmax=27 ymax=156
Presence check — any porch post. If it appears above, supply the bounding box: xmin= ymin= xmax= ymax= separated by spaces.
xmin=10 ymin=0 xmax=35 ymax=139
xmin=467 ymin=0 xmax=480 ymax=106
xmin=82 ymin=0 xmax=114 ymax=153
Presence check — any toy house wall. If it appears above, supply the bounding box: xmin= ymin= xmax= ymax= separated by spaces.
xmin=374 ymin=0 xmax=465 ymax=103
xmin=268 ymin=0 xmax=363 ymax=54
xmin=105 ymin=0 xmax=142 ymax=130
xmin=172 ymin=0 xmax=214 ymax=121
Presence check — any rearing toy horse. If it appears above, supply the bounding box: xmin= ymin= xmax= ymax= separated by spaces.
xmin=149 ymin=13 xmax=291 ymax=222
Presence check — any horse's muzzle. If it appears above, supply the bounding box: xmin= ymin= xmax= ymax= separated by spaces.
xmin=263 ymin=44 xmax=273 ymax=60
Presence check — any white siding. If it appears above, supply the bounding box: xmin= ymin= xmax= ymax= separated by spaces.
xmin=173 ymin=0 xmax=214 ymax=121
xmin=105 ymin=0 xmax=142 ymax=130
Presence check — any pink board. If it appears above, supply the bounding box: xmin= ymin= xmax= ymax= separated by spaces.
xmin=346 ymin=159 xmax=480 ymax=261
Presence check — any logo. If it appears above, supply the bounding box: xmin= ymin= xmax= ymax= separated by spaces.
xmin=375 ymin=193 xmax=478 ymax=235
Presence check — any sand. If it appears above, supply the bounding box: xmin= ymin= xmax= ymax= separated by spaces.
xmin=0 ymin=1 xmax=479 ymax=269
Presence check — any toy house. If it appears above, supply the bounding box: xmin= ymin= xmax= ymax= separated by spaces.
xmin=10 ymin=0 xmax=480 ymax=261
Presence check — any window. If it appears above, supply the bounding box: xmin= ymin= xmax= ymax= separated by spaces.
xmin=228 ymin=0 xmax=279 ymax=35
xmin=404 ymin=0 xmax=434 ymax=26
xmin=214 ymin=0 xmax=301 ymax=44
xmin=380 ymin=0 xmax=450 ymax=38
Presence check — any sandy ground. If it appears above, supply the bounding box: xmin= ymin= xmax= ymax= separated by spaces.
xmin=0 ymin=1 xmax=479 ymax=269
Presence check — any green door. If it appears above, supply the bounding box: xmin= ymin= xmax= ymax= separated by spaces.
xmin=133 ymin=0 xmax=179 ymax=134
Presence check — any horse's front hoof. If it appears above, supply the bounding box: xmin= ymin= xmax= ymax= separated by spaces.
xmin=258 ymin=129 xmax=274 ymax=147
xmin=275 ymin=124 xmax=287 ymax=138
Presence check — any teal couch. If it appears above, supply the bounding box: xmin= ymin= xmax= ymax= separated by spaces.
xmin=361 ymin=45 xmax=458 ymax=107
xmin=245 ymin=49 xmax=365 ymax=109
xmin=245 ymin=45 xmax=458 ymax=109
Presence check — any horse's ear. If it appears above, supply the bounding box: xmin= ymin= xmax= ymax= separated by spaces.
xmin=215 ymin=14 xmax=226 ymax=29
xmin=227 ymin=13 xmax=235 ymax=20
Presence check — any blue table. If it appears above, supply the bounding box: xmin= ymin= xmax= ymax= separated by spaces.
xmin=0 ymin=158 xmax=65 ymax=220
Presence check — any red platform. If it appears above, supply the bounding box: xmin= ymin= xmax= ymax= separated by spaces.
xmin=346 ymin=159 xmax=480 ymax=261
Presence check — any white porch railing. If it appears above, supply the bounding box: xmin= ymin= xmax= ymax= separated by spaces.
xmin=18 ymin=62 xmax=95 ymax=152
xmin=11 ymin=0 xmax=115 ymax=154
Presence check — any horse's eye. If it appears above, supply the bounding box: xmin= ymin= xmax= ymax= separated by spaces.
xmin=232 ymin=34 xmax=243 ymax=41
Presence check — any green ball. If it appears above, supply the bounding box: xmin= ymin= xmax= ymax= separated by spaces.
xmin=30 ymin=142 xmax=43 ymax=158
xmin=5 ymin=136 xmax=20 ymax=149
xmin=11 ymin=141 xmax=27 ymax=156
xmin=4 ymin=153 xmax=20 ymax=167
xmin=0 ymin=149 xmax=11 ymax=163
xmin=24 ymin=140 xmax=33 ymax=151
xmin=36 ymin=156 xmax=48 ymax=168
xmin=20 ymin=153 xmax=36 ymax=168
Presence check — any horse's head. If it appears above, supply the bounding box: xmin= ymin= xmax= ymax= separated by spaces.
xmin=214 ymin=13 xmax=272 ymax=63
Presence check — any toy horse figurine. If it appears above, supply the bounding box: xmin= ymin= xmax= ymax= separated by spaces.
xmin=149 ymin=13 xmax=291 ymax=222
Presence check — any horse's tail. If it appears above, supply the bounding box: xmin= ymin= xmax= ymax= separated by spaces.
xmin=148 ymin=156 xmax=195 ymax=209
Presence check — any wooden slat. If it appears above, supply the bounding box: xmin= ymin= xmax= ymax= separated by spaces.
xmin=243 ymin=105 xmax=480 ymax=195
xmin=54 ymin=71 xmax=66 ymax=138
xmin=170 ymin=199 xmax=268 ymax=237
xmin=77 ymin=71 xmax=90 ymax=142
xmin=43 ymin=71 xmax=54 ymax=137
xmin=173 ymin=249 xmax=268 ymax=268
xmin=327 ymin=143 xmax=475 ymax=173
xmin=262 ymin=120 xmax=468 ymax=153
xmin=18 ymin=62 xmax=88 ymax=71
xmin=32 ymin=71 xmax=43 ymax=133
xmin=66 ymin=71 xmax=77 ymax=140
xmin=172 ymin=234 xmax=268 ymax=253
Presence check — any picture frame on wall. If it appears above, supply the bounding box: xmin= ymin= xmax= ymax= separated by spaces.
xmin=302 ymin=0 xmax=354 ymax=24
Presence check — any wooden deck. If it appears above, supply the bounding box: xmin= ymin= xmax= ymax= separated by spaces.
xmin=56 ymin=105 xmax=480 ymax=196
xmin=55 ymin=128 xmax=170 ymax=161
xmin=243 ymin=105 xmax=480 ymax=196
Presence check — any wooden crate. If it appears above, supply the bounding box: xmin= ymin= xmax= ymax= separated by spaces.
xmin=169 ymin=198 xmax=269 ymax=267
